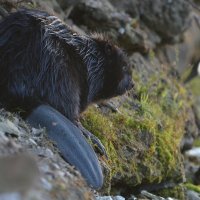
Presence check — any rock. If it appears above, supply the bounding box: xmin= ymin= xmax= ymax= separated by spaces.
xmin=140 ymin=190 xmax=179 ymax=200
xmin=33 ymin=0 xmax=65 ymax=19
xmin=110 ymin=0 xmax=191 ymax=44
xmin=0 ymin=193 xmax=21 ymax=200
xmin=139 ymin=0 xmax=191 ymax=43
xmin=109 ymin=0 xmax=139 ymax=18
xmin=113 ymin=196 xmax=125 ymax=200
xmin=69 ymin=0 xmax=117 ymax=29
xmin=69 ymin=0 xmax=150 ymax=52
xmin=194 ymin=167 xmax=200 ymax=185
xmin=82 ymin=49 xmax=187 ymax=197
xmin=96 ymin=197 xmax=112 ymax=200
xmin=184 ymin=60 xmax=200 ymax=83
xmin=1 ymin=0 xmax=200 ymax=199
xmin=117 ymin=23 xmax=153 ymax=52
xmin=187 ymin=190 xmax=200 ymax=200
xmin=129 ymin=52 xmax=160 ymax=84
xmin=181 ymin=107 xmax=199 ymax=151
xmin=185 ymin=147 xmax=200 ymax=163
xmin=156 ymin=13 xmax=200 ymax=75
xmin=193 ymin=97 xmax=200 ymax=129
xmin=184 ymin=147 xmax=200 ymax=184
xmin=0 ymin=118 xmax=21 ymax=136
xmin=0 ymin=154 xmax=39 ymax=193
xmin=0 ymin=109 xmax=93 ymax=200
xmin=141 ymin=190 xmax=166 ymax=200
xmin=56 ymin=0 xmax=80 ymax=10
xmin=95 ymin=196 xmax=125 ymax=200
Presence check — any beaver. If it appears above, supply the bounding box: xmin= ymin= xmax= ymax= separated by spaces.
xmin=0 ymin=9 xmax=134 ymax=188
xmin=0 ymin=9 xmax=133 ymax=120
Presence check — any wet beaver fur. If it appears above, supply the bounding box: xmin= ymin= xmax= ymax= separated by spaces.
xmin=0 ymin=9 xmax=133 ymax=119
xmin=0 ymin=8 xmax=134 ymax=189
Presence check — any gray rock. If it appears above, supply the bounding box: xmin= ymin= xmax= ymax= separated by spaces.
xmin=56 ymin=0 xmax=80 ymax=10
xmin=109 ymin=0 xmax=139 ymax=18
xmin=0 ymin=154 xmax=39 ymax=193
xmin=0 ymin=109 xmax=93 ymax=200
xmin=69 ymin=0 xmax=153 ymax=52
xmin=69 ymin=0 xmax=125 ymax=35
xmin=156 ymin=13 xmax=200 ymax=75
xmin=180 ymin=107 xmax=199 ymax=151
xmin=96 ymin=197 xmax=112 ymax=200
xmin=184 ymin=147 xmax=200 ymax=184
xmin=141 ymin=190 xmax=177 ymax=200
xmin=113 ymin=196 xmax=125 ymax=200
xmin=118 ymin=23 xmax=152 ymax=52
xmin=185 ymin=147 xmax=200 ymax=163
xmin=139 ymin=0 xmax=191 ymax=42
xmin=95 ymin=196 xmax=125 ymax=200
xmin=0 ymin=193 xmax=21 ymax=200
xmin=187 ymin=190 xmax=200 ymax=200
xmin=193 ymin=97 xmax=200 ymax=130
xmin=194 ymin=167 xmax=200 ymax=185
xmin=129 ymin=53 xmax=159 ymax=83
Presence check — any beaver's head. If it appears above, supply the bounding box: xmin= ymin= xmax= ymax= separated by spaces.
xmin=87 ymin=35 xmax=134 ymax=102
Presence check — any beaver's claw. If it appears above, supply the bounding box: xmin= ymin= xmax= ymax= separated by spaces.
xmin=76 ymin=121 xmax=108 ymax=158
xmin=82 ymin=128 xmax=108 ymax=158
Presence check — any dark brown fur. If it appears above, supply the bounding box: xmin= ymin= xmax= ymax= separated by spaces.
xmin=0 ymin=9 xmax=134 ymax=122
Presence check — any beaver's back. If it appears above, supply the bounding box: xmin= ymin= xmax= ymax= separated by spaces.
xmin=0 ymin=9 xmax=85 ymax=119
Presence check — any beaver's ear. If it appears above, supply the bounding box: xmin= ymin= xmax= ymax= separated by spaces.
xmin=105 ymin=43 xmax=113 ymax=56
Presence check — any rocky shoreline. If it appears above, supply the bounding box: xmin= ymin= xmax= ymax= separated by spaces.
xmin=0 ymin=0 xmax=200 ymax=199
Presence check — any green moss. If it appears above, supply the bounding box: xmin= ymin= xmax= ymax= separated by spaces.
xmin=187 ymin=78 xmax=200 ymax=96
xmin=157 ymin=184 xmax=186 ymax=199
xmin=81 ymin=107 xmax=125 ymax=177
xmin=193 ymin=137 xmax=200 ymax=147
xmin=185 ymin=183 xmax=200 ymax=193
xmin=81 ymin=64 xmax=189 ymax=194
xmin=148 ymin=49 xmax=156 ymax=65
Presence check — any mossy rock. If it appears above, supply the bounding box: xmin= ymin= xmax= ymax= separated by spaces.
xmin=157 ymin=184 xmax=186 ymax=199
xmin=81 ymin=57 xmax=190 ymax=197
xmin=185 ymin=183 xmax=200 ymax=193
